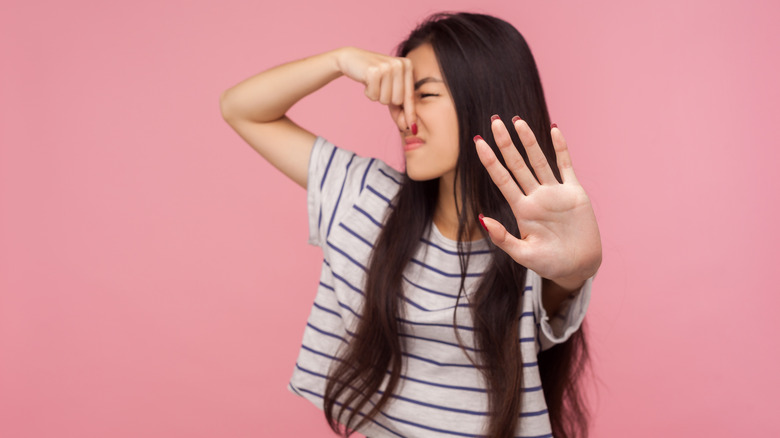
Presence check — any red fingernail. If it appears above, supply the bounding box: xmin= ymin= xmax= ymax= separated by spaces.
xmin=490 ymin=114 xmax=500 ymax=122
xmin=551 ymin=123 xmax=558 ymax=129
xmin=512 ymin=116 xmax=522 ymax=124
xmin=473 ymin=135 xmax=483 ymax=143
xmin=478 ymin=214 xmax=488 ymax=232
xmin=411 ymin=123 xmax=418 ymax=135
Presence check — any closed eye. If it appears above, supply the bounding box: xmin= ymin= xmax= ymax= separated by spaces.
xmin=418 ymin=93 xmax=439 ymax=98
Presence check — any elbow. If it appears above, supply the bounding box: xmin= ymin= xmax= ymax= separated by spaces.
xmin=219 ymin=90 xmax=234 ymax=121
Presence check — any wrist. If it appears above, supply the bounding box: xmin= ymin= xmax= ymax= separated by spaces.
xmin=547 ymin=268 xmax=597 ymax=293
xmin=332 ymin=46 xmax=354 ymax=75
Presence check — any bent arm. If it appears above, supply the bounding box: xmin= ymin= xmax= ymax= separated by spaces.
xmin=219 ymin=49 xmax=345 ymax=188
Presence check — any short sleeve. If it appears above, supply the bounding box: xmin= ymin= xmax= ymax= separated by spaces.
xmin=306 ymin=136 xmax=377 ymax=247
xmin=535 ymin=273 xmax=593 ymax=352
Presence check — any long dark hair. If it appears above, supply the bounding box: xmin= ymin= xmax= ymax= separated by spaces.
xmin=323 ymin=12 xmax=590 ymax=438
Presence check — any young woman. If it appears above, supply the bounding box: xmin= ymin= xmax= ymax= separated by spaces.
xmin=220 ymin=12 xmax=601 ymax=438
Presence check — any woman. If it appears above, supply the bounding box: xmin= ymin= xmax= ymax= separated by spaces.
xmin=220 ymin=12 xmax=601 ymax=438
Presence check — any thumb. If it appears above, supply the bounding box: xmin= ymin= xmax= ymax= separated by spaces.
xmin=479 ymin=214 xmax=530 ymax=265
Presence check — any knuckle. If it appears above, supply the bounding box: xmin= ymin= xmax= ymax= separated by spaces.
xmin=506 ymin=155 xmax=526 ymax=170
xmin=493 ymin=170 xmax=513 ymax=187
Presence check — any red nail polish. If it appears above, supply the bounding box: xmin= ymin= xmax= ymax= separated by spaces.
xmin=551 ymin=123 xmax=558 ymax=129
xmin=512 ymin=116 xmax=522 ymax=124
xmin=473 ymin=135 xmax=483 ymax=143
xmin=490 ymin=114 xmax=500 ymax=122
xmin=411 ymin=123 xmax=418 ymax=135
xmin=478 ymin=214 xmax=488 ymax=232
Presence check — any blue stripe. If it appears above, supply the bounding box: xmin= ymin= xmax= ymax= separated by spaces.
xmin=297 ymin=344 xmax=542 ymax=395
xmin=354 ymin=205 xmax=383 ymax=227
xmin=319 ymin=281 xmax=362 ymax=319
xmin=337 ymin=300 xmax=362 ymax=319
xmin=326 ymin=154 xmax=356 ymax=238
xmin=402 ymin=352 xmax=476 ymax=369
xmin=331 ymin=270 xmax=365 ymax=296
xmin=328 ymin=265 xmax=470 ymax=313
xmin=400 ymin=333 xmax=479 ymax=352
xmin=403 ymin=296 xmax=471 ymax=312
xmin=366 ymin=185 xmax=393 ymax=206
xmin=378 ymin=167 xmax=402 ymax=184
xmin=360 ymin=158 xmax=376 ymax=192
xmin=420 ymin=238 xmax=491 ymax=256
xmin=398 ymin=372 xmax=486 ymax=393
xmin=402 ymin=276 xmax=461 ymax=299
xmin=520 ymin=408 xmax=549 ymax=418
xmin=533 ymin=311 xmax=542 ymax=351
xmin=300 ymin=343 xmax=341 ymax=361
xmin=409 ymin=258 xmax=482 ymax=278
xmin=376 ymin=389 xmax=488 ymax=416
xmin=306 ymin=322 xmax=349 ymax=344
xmin=297 ymin=363 xmax=487 ymax=416
xmin=291 ymin=386 xmax=406 ymax=438
xmin=319 ymin=147 xmax=337 ymax=190
xmin=339 ymin=223 xmax=374 ymax=248
xmin=397 ymin=317 xmax=474 ymax=332
xmin=312 ymin=301 xmax=341 ymax=319
xmin=327 ymin=241 xmax=368 ymax=271
xmin=520 ymin=311 xmax=534 ymax=318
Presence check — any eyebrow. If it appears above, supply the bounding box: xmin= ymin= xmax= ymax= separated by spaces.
xmin=414 ymin=77 xmax=444 ymax=90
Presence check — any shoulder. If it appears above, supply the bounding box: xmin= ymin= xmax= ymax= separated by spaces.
xmin=309 ymin=137 xmax=401 ymax=194
xmin=307 ymin=136 xmax=404 ymax=246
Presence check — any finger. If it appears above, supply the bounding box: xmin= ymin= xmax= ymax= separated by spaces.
xmin=390 ymin=59 xmax=404 ymax=106
xmin=402 ymin=57 xmax=416 ymax=129
xmin=513 ymin=118 xmax=557 ymax=185
xmin=363 ymin=66 xmax=380 ymax=101
xmin=551 ymin=124 xmax=579 ymax=185
xmin=378 ymin=64 xmax=392 ymax=105
xmin=474 ymin=135 xmax=523 ymax=207
xmin=480 ymin=215 xmax=531 ymax=266
xmin=491 ymin=115 xmax=539 ymax=195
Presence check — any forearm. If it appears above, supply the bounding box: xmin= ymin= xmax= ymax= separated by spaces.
xmin=220 ymin=48 xmax=345 ymax=122
xmin=541 ymin=277 xmax=584 ymax=317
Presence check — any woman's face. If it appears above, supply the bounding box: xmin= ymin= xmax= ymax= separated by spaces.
xmin=391 ymin=43 xmax=460 ymax=182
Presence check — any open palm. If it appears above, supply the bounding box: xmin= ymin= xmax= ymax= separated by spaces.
xmin=475 ymin=116 xmax=602 ymax=286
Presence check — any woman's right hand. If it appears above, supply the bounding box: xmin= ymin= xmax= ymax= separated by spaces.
xmin=335 ymin=47 xmax=417 ymax=130
xmin=220 ymin=46 xmax=417 ymax=189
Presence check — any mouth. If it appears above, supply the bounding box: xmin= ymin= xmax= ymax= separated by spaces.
xmin=404 ymin=137 xmax=424 ymax=152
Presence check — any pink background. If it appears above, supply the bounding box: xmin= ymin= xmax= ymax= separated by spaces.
xmin=2 ymin=0 xmax=779 ymax=436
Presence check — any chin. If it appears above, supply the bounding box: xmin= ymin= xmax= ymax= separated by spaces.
xmin=405 ymin=169 xmax=439 ymax=182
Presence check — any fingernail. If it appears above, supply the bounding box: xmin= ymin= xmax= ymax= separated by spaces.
xmin=490 ymin=114 xmax=500 ymax=122
xmin=411 ymin=123 xmax=418 ymax=135
xmin=512 ymin=116 xmax=522 ymax=124
xmin=551 ymin=123 xmax=558 ymax=129
xmin=478 ymin=214 xmax=488 ymax=232
xmin=473 ymin=135 xmax=483 ymax=143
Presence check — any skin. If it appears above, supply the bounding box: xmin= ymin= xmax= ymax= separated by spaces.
xmin=387 ymin=44 xmax=468 ymax=241
xmin=220 ymin=44 xmax=602 ymax=315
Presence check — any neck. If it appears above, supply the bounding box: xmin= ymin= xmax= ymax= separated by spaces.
xmin=433 ymin=171 xmax=480 ymax=241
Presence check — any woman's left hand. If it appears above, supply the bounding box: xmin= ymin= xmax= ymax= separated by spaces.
xmin=474 ymin=116 xmax=602 ymax=290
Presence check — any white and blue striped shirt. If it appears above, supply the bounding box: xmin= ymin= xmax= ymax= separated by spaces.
xmin=288 ymin=137 xmax=592 ymax=438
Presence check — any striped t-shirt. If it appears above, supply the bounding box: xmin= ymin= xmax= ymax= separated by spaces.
xmin=288 ymin=137 xmax=592 ymax=438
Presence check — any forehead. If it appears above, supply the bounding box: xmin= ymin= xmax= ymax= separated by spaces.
xmin=406 ymin=43 xmax=443 ymax=80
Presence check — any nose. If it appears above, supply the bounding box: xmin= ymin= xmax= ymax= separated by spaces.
xmin=390 ymin=105 xmax=410 ymax=133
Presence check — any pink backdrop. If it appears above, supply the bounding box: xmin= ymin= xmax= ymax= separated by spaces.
xmin=2 ymin=0 xmax=779 ymax=436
